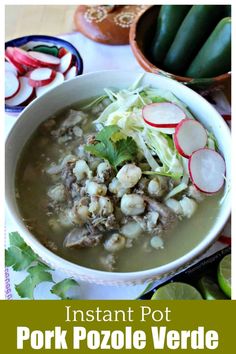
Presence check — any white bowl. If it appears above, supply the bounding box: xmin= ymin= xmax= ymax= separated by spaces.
xmin=5 ymin=71 xmax=231 ymax=285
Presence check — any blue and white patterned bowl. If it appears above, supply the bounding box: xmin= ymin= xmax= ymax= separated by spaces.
xmin=5 ymin=35 xmax=83 ymax=114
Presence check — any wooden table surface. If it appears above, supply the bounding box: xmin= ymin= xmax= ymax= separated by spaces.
xmin=5 ymin=5 xmax=77 ymax=41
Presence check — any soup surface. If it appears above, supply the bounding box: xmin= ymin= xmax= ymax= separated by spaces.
xmin=15 ymin=93 xmax=223 ymax=272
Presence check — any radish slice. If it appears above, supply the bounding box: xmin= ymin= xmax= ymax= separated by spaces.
xmin=143 ymin=102 xmax=186 ymax=128
xmin=58 ymin=52 xmax=73 ymax=74
xmin=188 ymin=148 xmax=226 ymax=194
xmin=174 ymin=119 xmax=207 ymax=158
xmin=14 ymin=47 xmax=39 ymax=68
xmin=64 ymin=65 xmax=78 ymax=80
xmin=29 ymin=68 xmax=56 ymax=87
xmin=30 ymin=68 xmax=54 ymax=81
xmin=58 ymin=47 xmax=67 ymax=58
xmin=5 ymin=71 xmax=20 ymax=99
xmin=5 ymin=61 xmax=17 ymax=75
xmin=36 ymin=72 xmax=64 ymax=97
xmin=5 ymin=48 xmax=25 ymax=75
xmin=28 ymin=51 xmax=60 ymax=67
xmin=5 ymin=77 xmax=34 ymax=107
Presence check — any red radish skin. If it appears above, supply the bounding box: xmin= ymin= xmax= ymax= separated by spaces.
xmin=188 ymin=148 xmax=226 ymax=194
xmin=5 ymin=48 xmax=25 ymax=75
xmin=36 ymin=72 xmax=64 ymax=97
xmin=29 ymin=68 xmax=56 ymax=88
xmin=29 ymin=73 xmax=56 ymax=88
xmin=222 ymin=114 xmax=231 ymax=121
xmin=58 ymin=52 xmax=73 ymax=74
xmin=174 ymin=119 xmax=208 ymax=158
xmin=28 ymin=51 xmax=60 ymax=67
xmin=64 ymin=65 xmax=78 ymax=80
xmin=58 ymin=47 xmax=68 ymax=58
xmin=13 ymin=48 xmax=39 ymax=68
xmin=142 ymin=102 xmax=186 ymax=128
xmin=5 ymin=77 xmax=34 ymax=107
xmin=5 ymin=71 xmax=20 ymax=99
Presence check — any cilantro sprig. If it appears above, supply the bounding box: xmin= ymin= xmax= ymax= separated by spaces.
xmin=5 ymin=232 xmax=79 ymax=300
xmin=51 ymin=279 xmax=80 ymax=300
xmin=5 ymin=232 xmax=38 ymax=271
xmin=85 ymin=125 xmax=138 ymax=170
xmin=15 ymin=263 xmax=53 ymax=299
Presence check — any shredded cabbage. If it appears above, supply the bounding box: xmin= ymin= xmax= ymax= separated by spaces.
xmin=164 ymin=182 xmax=188 ymax=201
xmin=145 ymin=128 xmax=183 ymax=178
xmin=93 ymin=84 xmax=202 ymax=179
xmin=181 ymin=156 xmax=189 ymax=184
xmin=81 ymin=95 xmax=107 ymax=111
xmin=207 ymin=131 xmax=218 ymax=150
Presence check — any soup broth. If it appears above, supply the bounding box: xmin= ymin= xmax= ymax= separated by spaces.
xmin=15 ymin=100 xmax=223 ymax=272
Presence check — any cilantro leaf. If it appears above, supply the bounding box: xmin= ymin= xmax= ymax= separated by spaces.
xmin=5 ymin=232 xmax=38 ymax=271
xmin=6 ymin=232 xmax=80 ymax=299
xmin=86 ymin=140 xmax=117 ymax=166
xmin=9 ymin=231 xmax=26 ymax=247
xmin=96 ymin=125 xmax=120 ymax=142
xmin=114 ymin=137 xmax=138 ymax=167
xmin=51 ymin=278 xmax=80 ymax=300
xmin=15 ymin=262 xmax=53 ymax=299
xmin=85 ymin=125 xmax=138 ymax=169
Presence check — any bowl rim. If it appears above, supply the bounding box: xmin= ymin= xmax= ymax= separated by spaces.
xmin=5 ymin=34 xmax=83 ymax=114
xmin=129 ymin=5 xmax=231 ymax=84
xmin=5 ymin=70 xmax=231 ymax=283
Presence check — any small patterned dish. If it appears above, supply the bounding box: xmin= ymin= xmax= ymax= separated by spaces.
xmin=5 ymin=35 xmax=83 ymax=114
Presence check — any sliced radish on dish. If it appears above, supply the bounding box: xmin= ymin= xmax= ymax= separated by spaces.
xmin=188 ymin=148 xmax=226 ymax=194
xmin=58 ymin=52 xmax=72 ymax=73
xmin=14 ymin=47 xmax=39 ymax=68
xmin=174 ymin=119 xmax=207 ymax=158
xmin=5 ymin=61 xmax=17 ymax=75
xmin=5 ymin=77 xmax=34 ymax=107
xmin=28 ymin=51 xmax=60 ymax=67
xmin=5 ymin=48 xmax=25 ymax=75
xmin=29 ymin=68 xmax=56 ymax=87
xmin=30 ymin=67 xmax=56 ymax=80
xmin=5 ymin=71 xmax=20 ymax=99
xmin=143 ymin=102 xmax=186 ymax=128
xmin=36 ymin=72 xmax=64 ymax=97
xmin=64 ymin=65 xmax=78 ymax=80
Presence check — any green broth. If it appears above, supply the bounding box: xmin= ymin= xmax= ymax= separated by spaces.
xmin=15 ymin=103 xmax=223 ymax=272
